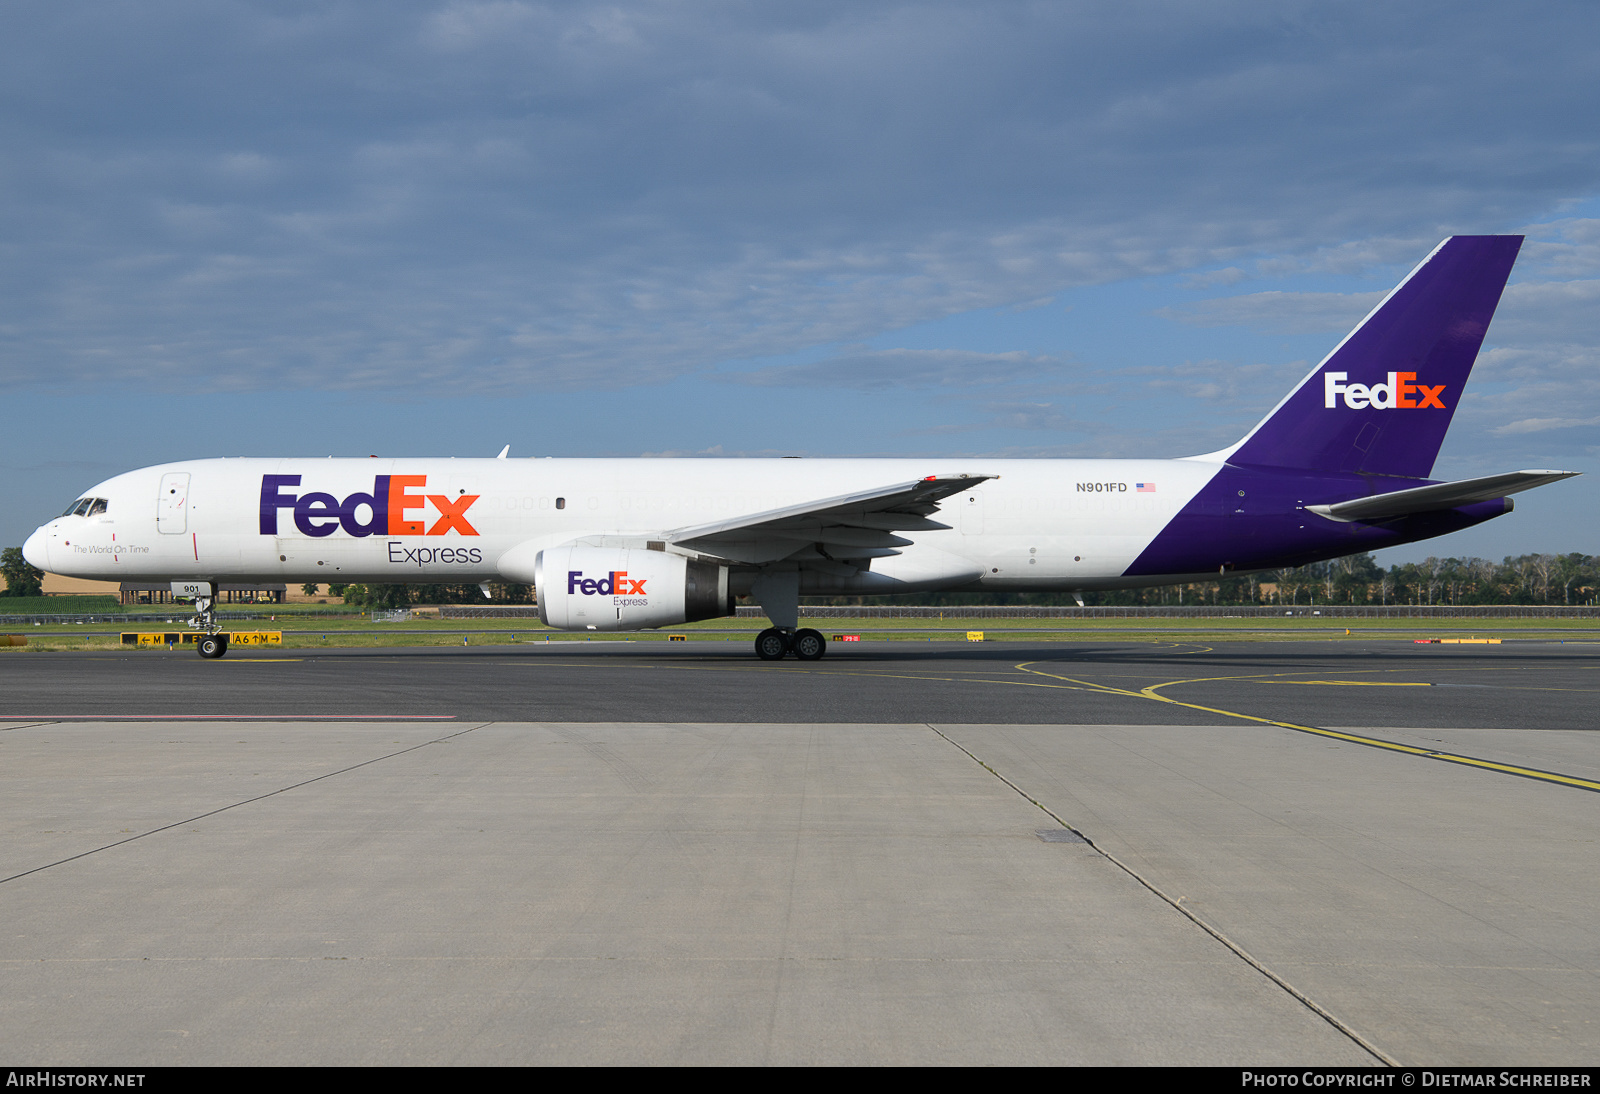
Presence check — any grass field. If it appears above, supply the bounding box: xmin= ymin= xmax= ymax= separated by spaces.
xmin=0 ymin=596 xmax=124 ymax=614
xmin=3 ymin=612 xmax=1596 ymax=651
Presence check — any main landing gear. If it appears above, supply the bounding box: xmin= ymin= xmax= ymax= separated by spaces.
xmin=754 ymin=627 xmax=827 ymax=662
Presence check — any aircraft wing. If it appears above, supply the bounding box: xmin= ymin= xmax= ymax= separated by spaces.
xmin=1306 ymin=469 xmax=1579 ymax=523
xmin=662 ymin=474 xmax=993 ymax=568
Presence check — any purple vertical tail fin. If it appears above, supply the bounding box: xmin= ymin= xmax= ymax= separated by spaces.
xmin=1227 ymin=235 xmax=1522 ymax=479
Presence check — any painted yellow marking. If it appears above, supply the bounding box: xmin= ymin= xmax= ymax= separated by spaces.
xmin=1268 ymin=680 xmax=1433 ymax=687
xmin=1016 ymin=662 xmax=1600 ymax=795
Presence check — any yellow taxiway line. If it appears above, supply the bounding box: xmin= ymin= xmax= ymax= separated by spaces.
xmin=1017 ymin=662 xmax=1600 ymax=795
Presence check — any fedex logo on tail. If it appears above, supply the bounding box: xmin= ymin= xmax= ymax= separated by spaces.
xmin=568 ymin=571 xmax=647 ymax=596
xmin=1324 ymin=372 xmax=1447 ymax=410
xmin=260 ymin=475 xmax=479 ymax=538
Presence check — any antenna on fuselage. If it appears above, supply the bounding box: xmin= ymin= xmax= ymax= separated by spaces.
xmin=496 ymin=445 xmax=510 ymax=459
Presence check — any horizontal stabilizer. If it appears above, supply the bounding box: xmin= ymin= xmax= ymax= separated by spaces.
xmin=1306 ymin=470 xmax=1579 ymax=523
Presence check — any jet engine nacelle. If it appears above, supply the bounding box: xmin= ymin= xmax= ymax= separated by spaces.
xmin=534 ymin=546 xmax=733 ymax=631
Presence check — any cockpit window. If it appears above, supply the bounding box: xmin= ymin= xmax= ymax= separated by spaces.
xmin=61 ymin=497 xmax=108 ymax=517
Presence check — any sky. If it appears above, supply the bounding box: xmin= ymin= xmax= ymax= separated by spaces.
xmin=3 ymin=1 xmax=1598 ymax=565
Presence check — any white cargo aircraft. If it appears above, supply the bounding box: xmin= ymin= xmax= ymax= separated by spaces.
xmin=23 ymin=236 xmax=1577 ymax=659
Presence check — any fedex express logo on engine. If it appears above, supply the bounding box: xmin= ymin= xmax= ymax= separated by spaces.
xmin=260 ymin=475 xmax=479 ymax=537
xmin=1324 ymin=372 xmax=1447 ymax=410
xmin=568 ymin=571 xmax=647 ymax=596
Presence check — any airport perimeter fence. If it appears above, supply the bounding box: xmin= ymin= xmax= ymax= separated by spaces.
xmin=438 ymin=604 xmax=1600 ymax=620
xmin=0 ymin=610 xmax=368 ymax=626
xmin=740 ymin=604 xmax=1600 ymax=620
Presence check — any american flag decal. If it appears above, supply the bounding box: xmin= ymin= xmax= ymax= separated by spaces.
xmin=1136 ymin=482 xmax=1156 ymax=492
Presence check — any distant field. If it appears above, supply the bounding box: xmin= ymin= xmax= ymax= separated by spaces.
xmin=0 ymin=596 xmax=123 ymax=614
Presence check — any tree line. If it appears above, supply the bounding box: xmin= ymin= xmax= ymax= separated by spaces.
xmin=805 ymin=552 xmax=1600 ymax=608
xmin=0 ymin=547 xmax=44 ymax=597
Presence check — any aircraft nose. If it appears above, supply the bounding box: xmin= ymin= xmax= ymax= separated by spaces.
xmin=22 ymin=526 xmax=50 ymax=572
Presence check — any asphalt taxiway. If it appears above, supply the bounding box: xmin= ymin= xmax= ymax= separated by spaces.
xmin=4 ymin=638 xmax=1598 ymax=729
xmin=2 ymin=639 xmax=1597 ymax=1064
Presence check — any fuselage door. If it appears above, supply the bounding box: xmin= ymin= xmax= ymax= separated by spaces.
xmin=960 ymin=490 xmax=984 ymax=536
xmin=157 ymin=472 xmax=190 ymax=534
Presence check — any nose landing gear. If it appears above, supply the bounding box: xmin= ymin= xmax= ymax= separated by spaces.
xmin=188 ymin=588 xmax=228 ymax=659
xmin=754 ymin=627 xmax=827 ymax=661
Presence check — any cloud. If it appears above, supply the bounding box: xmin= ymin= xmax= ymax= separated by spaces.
xmin=1484 ymin=280 xmax=1600 ymax=345
xmin=1133 ymin=358 xmax=1304 ymax=404
xmin=1157 ymin=291 xmax=1385 ymax=334
xmin=2 ymin=1 xmax=1599 ymax=398
xmin=1178 ymin=267 xmax=1249 ymax=290
xmin=1491 ymin=416 xmax=1600 ymax=436
xmin=721 ymin=348 xmax=1062 ymax=391
xmin=1517 ymin=218 xmax=1600 ymax=279
xmin=899 ymin=401 xmax=1098 ymax=437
